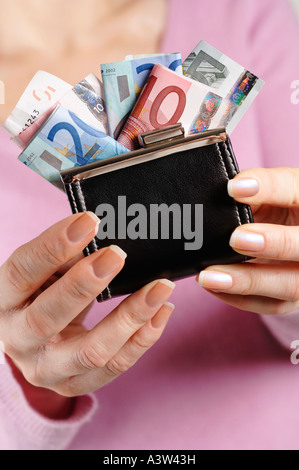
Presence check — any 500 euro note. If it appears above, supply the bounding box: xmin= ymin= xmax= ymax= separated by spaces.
xmin=117 ymin=64 xmax=222 ymax=151
xmin=183 ymin=40 xmax=264 ymax=134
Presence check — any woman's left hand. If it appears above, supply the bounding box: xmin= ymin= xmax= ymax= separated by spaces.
xmin=197 ymin=167 xmax=299 ymax=316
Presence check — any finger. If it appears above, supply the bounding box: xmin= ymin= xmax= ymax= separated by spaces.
xmin=56 ymin=252 xmax=85 ymax=276
xmin=227 ymin=167 xmax=299 ymax=208
xmin=58 ymin=302 xmax=175 ymax=396
xmin=18 ymin=245 xmax=127 ymax=350
xmin=199 ymin=290 xmax=299 ymax=316
xmin=229 ymin=223 xmax=299 ymax=262
xmin=0 ymin=212 xmax=100 ymax=310
xmin=197 ymin=262 xmax=299 ymax=302
xmin=43 ymin=278 xmax=175 ymax=382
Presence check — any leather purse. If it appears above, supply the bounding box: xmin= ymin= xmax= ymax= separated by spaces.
xmin=61 ymin=125 xmax=253 ymax=301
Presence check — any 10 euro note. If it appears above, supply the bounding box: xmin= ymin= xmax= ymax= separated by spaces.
xmin=101 ymin=53 xmax=182 ymax=140
xmin=18 ymin=105 xmax=128 ymax=189
xmin=183 ymin=40 xmax=264 ymax=134
xmin=3 ymin=71 xmax=72 ymax=138
xmin=117 ymin=64 xmax=223 ymax=151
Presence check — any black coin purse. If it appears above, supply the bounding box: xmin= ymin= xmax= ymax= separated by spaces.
xmin=61 ymin=125 xmax=253 ymax=301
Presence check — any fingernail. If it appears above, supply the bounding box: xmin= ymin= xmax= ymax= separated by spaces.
xmin=67 ymin=212 xmax=100 ymax=243
xmin=227 ymin=178 xmax=259 ymax=198
xmin=92 ymin=245 xmax=127 ymax=278
xmin=197 ymin=271 xmax=233 ymax=290
xmin=146 ymin=279 xmax=175 ymax=308
xmin=151 ymin=302 xmax=175 ymax=328
xmin=230 ymin=230 xmax=265 ymax=252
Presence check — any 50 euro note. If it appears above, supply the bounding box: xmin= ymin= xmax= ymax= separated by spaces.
xmin=18 ymin=105 xmax=128 ymax=190
xmin=183 ymin=40 xmax=264 ymax=134
xmin=117 ymin=64 xmax=222 ymax=151
xmin=3 ymin=71 xmax=72 ymax=138
xmin=101 ymin=53 xmax=182 ymax=140
xmin=15 ymin=73 xmax=108 ymax=149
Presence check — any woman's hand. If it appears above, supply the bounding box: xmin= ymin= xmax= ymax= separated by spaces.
xmin=0 ymin=212 xmax=175 ymax=409
xmin=197 ymin=167 xmax=299 ymax=316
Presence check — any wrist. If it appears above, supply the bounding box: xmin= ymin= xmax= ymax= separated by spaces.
xmin=6 ymin=355 xmax=76 ymax=420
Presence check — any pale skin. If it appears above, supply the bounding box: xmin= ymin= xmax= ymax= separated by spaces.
xmin=198 ymin=168 xmax=299 ymax=316
xmin=1 ymin=0 xmax=298 ymax=419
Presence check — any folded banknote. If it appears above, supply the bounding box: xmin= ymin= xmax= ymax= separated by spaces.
xmin=18 ymin=136 xmax=75 ymax=191
xmin=3 ymin=71 xmax=72 ymax=138
xmin=15 ymin=73 xmax=108 ymax=149
xmin=117 ymin=64 xmax=222 ymax=150
xmin=101 ymin=53 xmax=182 ymax=139
xmin=183 ymin=40 xmax=264 ymax=134
xmin=18 ymin=105 xmax=128 ymax=188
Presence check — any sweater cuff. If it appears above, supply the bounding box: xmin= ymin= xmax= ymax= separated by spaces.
xmin=0 ymin=356 xmax=98 ymax=450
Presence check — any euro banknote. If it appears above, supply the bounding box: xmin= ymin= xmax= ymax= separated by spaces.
xmin=59 ymin=73 xmax=108 ymax=134
xmin=38 ymin=105 xmax=128 ymax=166
xmin=117 ymin=64 xmax=222 ymax=151
xmin=3 ymin=71 xmax=72 ymax=138
xmin=18 ymin=136 xmax=75 ymax=191
xmin=101 ymin=53 xmax=182 ymax=139
xmin=15 ymin=73 xmax=108 ymax=149
xmin=18 ymin=105 xmax=128 ymax=187
xmin=183 ymin=40 xmax=264 ymax=134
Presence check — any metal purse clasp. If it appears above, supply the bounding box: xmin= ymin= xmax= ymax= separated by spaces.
xmin=138 ymin=124 xmax=185 ymax=148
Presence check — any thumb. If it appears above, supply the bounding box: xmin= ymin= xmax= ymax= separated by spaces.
xmin=227 ymin=167 xmax=299 ymax=213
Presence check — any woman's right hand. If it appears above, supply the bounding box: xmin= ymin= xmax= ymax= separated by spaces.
xmin=0 ymin=212 xmax=175 ymax=402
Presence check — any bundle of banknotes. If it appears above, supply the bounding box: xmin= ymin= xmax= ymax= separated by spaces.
xmin=3 ymin=41 xmax=264 ymax=190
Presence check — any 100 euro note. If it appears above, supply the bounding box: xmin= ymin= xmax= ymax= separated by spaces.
xmin=117 ymin=64 xmax=222 ymax=151
xmin=15 ymin=73 xmax=108 ymax=149
xmin=18 ymin=105 xmax=128 ymax=189
xmin=101 ymin=53 xmax=182 ymax=140
xmin=3 ymin=71 xmax=72 ymax=138
xmin=183 ymin=40 xmax=264 ymax=134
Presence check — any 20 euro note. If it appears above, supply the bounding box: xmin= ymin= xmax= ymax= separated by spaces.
xmin=15 ymin=73 xmax=108 ymax=149
xmin=101 ymin=53 xmax=182 ymax=140
xmin=117 ymin=64 xmax=223 ymax=151
xmin=183 ymin=40 xmax=264 ymax=134
xmin=3 ymin=71 xmax=72 ymax=138
xmin=18 ymin=105 xmax=128 ymax=188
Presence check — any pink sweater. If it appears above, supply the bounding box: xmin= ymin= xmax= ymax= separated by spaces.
xmin=1 ymin=0 xmax=299 ymax=451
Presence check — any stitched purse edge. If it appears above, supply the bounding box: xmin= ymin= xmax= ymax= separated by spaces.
xmin=67 ymin=180 xmax=112 ymax=302
xmin=216 ymin=140 xmax=253 ymax=263
xmin=217 ymin=140 xmax=252 ymax=226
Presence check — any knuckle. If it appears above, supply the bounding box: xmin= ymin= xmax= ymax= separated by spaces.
xmin=288 ymin=168 xmax=299 ymax=206
xmin=117 ymin=302 xmax=146 ymax=333
xmin=75 ymin=343 xmax=108 ymax=371
xmin=34 ymin=236 xmax=68 ymax=268
xmin=24 ymin=306 xmax=54 ymax=340
xmin=62 ymin=275 xmax=94 ymax=304
xmin=133 ymin=330 xmax=156 ymax=351
xmin=284 ymin=274 xmax=299 ymax=301
xmin=5 ymin=249 xmax=34 ymax=293
xmin=238 ymin=269 xmax=258 ymax=295
xmin=275 ymin=230 xmax=293 ymax=260
xmin=105 ymin=355 xmax=131 ymax=377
